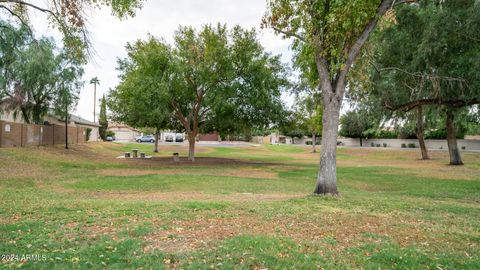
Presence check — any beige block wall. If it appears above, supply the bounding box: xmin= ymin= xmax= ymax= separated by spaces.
xmin=0 ymin=120 xmax=85 ymax=148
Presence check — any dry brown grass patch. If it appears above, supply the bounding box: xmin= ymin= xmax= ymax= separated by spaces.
xmin=0 ymin=155 xmax=50 ymax=179
xmin=96 ymin=168 xmax=277 ymax=179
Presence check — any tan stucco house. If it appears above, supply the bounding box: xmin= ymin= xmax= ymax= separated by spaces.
xmin=107 ymin=123 xmax=140 ymax=142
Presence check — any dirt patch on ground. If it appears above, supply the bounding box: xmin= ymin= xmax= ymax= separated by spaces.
xmin=128 ymin=156 xmax=280 ymax=166
xmin=96 ymin=168 xmax=277 ymax=179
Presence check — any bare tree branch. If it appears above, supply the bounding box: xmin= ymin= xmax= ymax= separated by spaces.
xmin=0 ymin=0 xmax=92 ymax=58
xmin=0 ymin=4 xmax=32 ymax=34
xmin=385 ymin=98 xmax=480 ymax=112
xmin=0 ymin=0 xmax=54 ymax=15
xmin=271 ymin=26 xmax=306 ymax=42
xmin=378 ymin=67 xmax=468 ymax=83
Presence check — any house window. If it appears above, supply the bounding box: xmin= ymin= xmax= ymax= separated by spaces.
xmin=5 ymin=124 xmax=10 ymax=133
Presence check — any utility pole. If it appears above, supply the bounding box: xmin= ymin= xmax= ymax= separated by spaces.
xmin=93 ymin=83 xmax=96 ymax=123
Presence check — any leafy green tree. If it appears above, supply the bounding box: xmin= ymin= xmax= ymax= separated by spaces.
xmin=279 ymin=110 xmax=305 ymax=145
xmin=169 ymin=25 xmax=287 ymax=161
xmin=167 ymin=25 xmax=232 ymax=161
xmin=1 ymin=22 xmax=83 ymax=125
xmin=0 ymin=0 xmax=143 ymax=61
xmin=109 ymin=37 xmax=172 ymax=152
xmin=54 ymin=77 xmax=81 ymax=150
xmin=98 ymin=94 xmax=108 ymax=141
xmin=0 ymin=20 xmax=29 ymax=104
xmin=295 ymin=93 xmax=322 ymax=152
xmin=113 ymin=25 xmax=287 ymax=159
xmin=18 ymin=38 xmax=59 ymax=124
xmin=52 ymin=49 xmax=83 ymax=149
xmin=339 ymin=110 xmax=373 ymax=147
xmin=354 ymin=1 xmax=480 ymax=165
xmin=264 ymin=0 xmax=401 ymax=195
xmin=203 ymin=27 xmax=288 ymax=141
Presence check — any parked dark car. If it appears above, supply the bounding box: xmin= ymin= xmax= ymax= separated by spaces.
xmin=136 ymin=135 xmax=155 ymax=143
xmin=165 ymin=135 xmax=174 ymax=142
xmin=175 ymin=134 xmax=184 ymax=142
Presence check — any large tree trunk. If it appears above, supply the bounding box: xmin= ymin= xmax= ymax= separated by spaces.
xmin=21 ymin=107 xmax=30 ymax=124
xmin=314 ymin=91 xmax=341 ymax=195
xmin=446 ymin=109 xmax=463 ymax=165
xmin=312 ymin=133 xmax=316 ymax=153
xmin=311 ymin=0 xmax=392 ymax=195
xmin=153 ymin=128 xmax=160 ymax=153
xmin=416 ymin=106 xmax=429 ymax=160
xmin=188 ymin=135 xmax=196 ymax=161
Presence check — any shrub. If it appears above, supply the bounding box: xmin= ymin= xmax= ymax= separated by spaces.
xmin=376 ymin=144 xmax=381 ymax=147
xmin=425 ymin=129 xmax=447 ymax=139
xmin=371 ymin=142 xmax=375 ymax=147
xmin=425 ymin=129 xmax=465 ymax=139
xmin=106 ymin=130 xmax=115 ymax=139
xmin=375 ymin=130 xmax=398 ymax=139
xmin=85 ymin=128 xmax=92 ymax=141
xmin=306 ymin=141 xmax=321 ymax=145
xmin=383 ymin=143 xmax=387 ymax=147
xmin=408 ymin=143 xmax=416 ymax=148
xmin=461 ymin=146 xmax=466 ymax=150
xmin=401 ymin=143 xmax=407 ymax=148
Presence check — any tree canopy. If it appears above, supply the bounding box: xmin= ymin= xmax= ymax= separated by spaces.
xmin=264 ymin=0 xmax=397 ymax=195
xmin=110 ymin=24 xmax=288 ymax=161
xmin=352 ymin=0 xmax=480 ymax=164
xmin=0 ymin=0 xmax=143 ymax=61
xmin=204 ymin=26 xmax=288 ymax=138
xmin=339 ymin=110 xmax=373 ymax=146
xmin=0 ymin=20 xmax=83 ymax=124
xmin=108 ymin=36 xmax=173 ymax=151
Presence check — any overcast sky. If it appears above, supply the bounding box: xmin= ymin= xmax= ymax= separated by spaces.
xmin=29 ymin=0 xmax=293 ymax=123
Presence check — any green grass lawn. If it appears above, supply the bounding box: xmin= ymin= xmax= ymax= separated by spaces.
xmin=1 ymin=142 xmax=479 ymax=269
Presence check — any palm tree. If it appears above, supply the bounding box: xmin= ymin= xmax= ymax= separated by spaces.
xmin=89 ymin=77 xmax=100 ymax=123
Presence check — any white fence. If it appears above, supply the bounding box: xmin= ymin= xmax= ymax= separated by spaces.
xmin=336 ymin=138 xmax=480 ymax=151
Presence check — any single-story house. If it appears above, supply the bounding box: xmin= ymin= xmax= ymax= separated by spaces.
xmin=107 ymin=123 xmax=140 ymax=142
xmin=68 ymin=115 xmax=101 ymax=142
xmin=252 ymin=133 xmax=315 ymax=145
